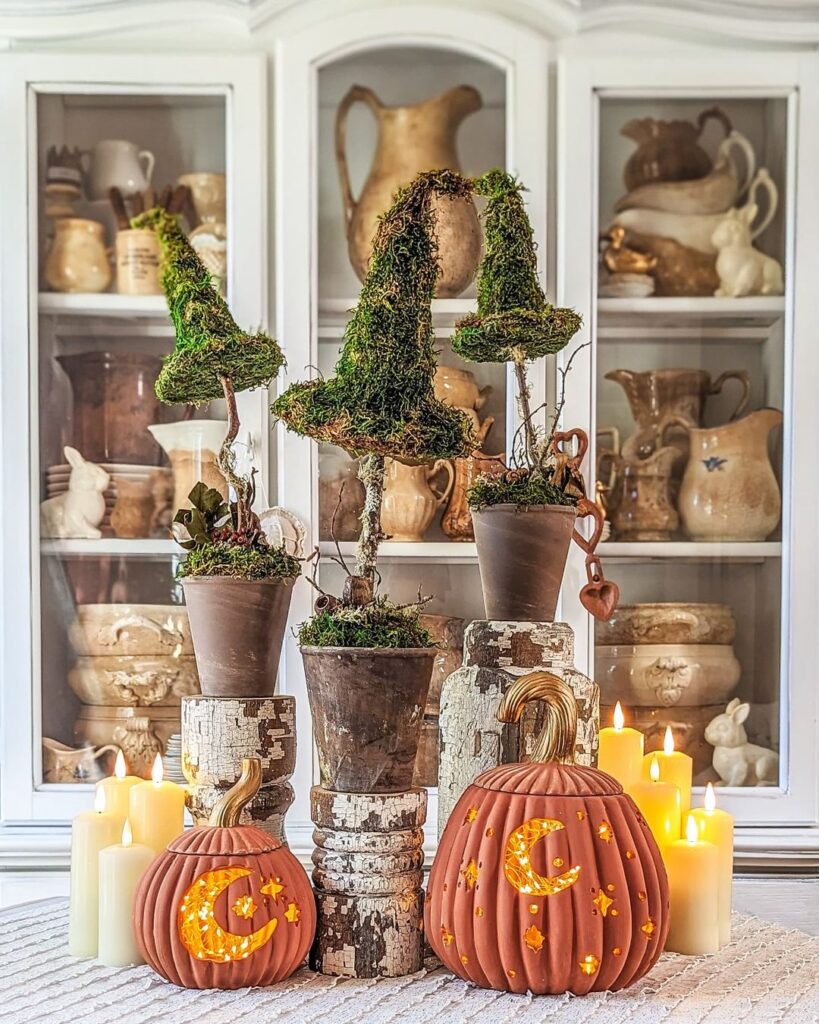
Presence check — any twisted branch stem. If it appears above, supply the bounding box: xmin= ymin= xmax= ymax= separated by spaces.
xmin=355 ymin=453 xmax=385 ymax=587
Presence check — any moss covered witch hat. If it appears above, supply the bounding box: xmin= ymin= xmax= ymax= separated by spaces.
xmin=132 ymin=208 xmax=284 ymax=405
xmin=272 ymin=170 xmax=475 ymax=463
xmin=452 ymin=170 xmax=581 ymax=363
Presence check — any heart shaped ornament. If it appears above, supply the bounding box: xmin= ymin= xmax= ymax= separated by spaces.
xmin=580 ymin=555 xmax=620 ymax=621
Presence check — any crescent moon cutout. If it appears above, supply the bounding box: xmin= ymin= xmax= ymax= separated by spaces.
xmin=503 ymin=818 xmax=582 ymax=896
xmin=178 ymin=867 xmax=278 ymax=963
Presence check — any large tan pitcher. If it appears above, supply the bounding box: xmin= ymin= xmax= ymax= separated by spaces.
xmin=335 ymin=84 xmax=483 ymax=296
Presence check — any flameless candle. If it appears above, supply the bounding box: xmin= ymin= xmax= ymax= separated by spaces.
xmin=68 ymin=788 xmax=123 ymax=958
xmin=628 ymin=753 xmax=681 ymax=851
xmin=98 ymin=820 xmax=155 ymax=967
xmin=96 ymin=749 xmax=141 ymax=820
xmin=664 ymin=814 xmax=720 ymax=955
xmin=642 ymin=726 xmax=693 ymax=817
xmin=598 ymin=701 xmax=644 ymax=790
xmin=690 ymin=782 xmax=734 ymax=947
xmin=128 ymin=754 xmax=185 ymax=852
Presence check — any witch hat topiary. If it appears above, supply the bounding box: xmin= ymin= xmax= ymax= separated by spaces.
xmin=132 ymin=208 xmax=284 ymax=405
xmin=272 ymin=170 xmax=475 ymax=463
xmin=452 ymin=169 xmax=581 ymax=364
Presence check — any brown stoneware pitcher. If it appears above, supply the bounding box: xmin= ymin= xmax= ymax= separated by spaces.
xmin=335 ymin=84 xmax=482 ymax=296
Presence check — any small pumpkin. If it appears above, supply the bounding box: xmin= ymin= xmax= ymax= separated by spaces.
xmin=134 ymin=757 xmax=315 ymax=989
xmin=426 ymin=672 xmax=669 ymax=994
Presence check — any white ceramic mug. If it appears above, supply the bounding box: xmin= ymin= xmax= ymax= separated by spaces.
xmin=85 ymin=139 xmax=155 ymax=199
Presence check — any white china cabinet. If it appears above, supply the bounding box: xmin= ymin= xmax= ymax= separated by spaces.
xmin=0 ymin=3 xmax=818 ymax=905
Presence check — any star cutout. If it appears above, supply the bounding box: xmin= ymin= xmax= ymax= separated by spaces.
xmin=441 ymin=925 xmax=454 ymax=947
xmin=523 ymin=925 xmax=545 ymax=952
xmin=641 ymin=917 xmax=656 ymax=938
xmin=284 ymin=901 xmax=300 ymax=924
xmin=231 ymin=894 xmax=257 ymax=920
xmin=592 ymin=889 xmax=614 ymax=917
xmin=464 ymin=806 xmax=478 ymax=824
xmin=578 ymin=954 xmax=600 ymax=975
xmin=260 ymin=877 xmax=285 ymax=902
xmin=461 ymin=859 xmax=479 ymax=889
xmin=597 ymin=821 xmax=614 ymax=843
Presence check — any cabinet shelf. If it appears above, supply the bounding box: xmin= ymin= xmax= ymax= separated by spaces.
xmin=319 ymin=540 xmax=477 ymax=563
xmin=318 ymin=297 xmax=475 ymax=330
xmin=600 ymin=540 xmax=781 ymax=561
xmin=38 ymin=293 xmax=169 ymax=318
xmin=597 ymin=296 xmax=785 ymax=330
xmin=40 ymin=538 xmax=179 ymax=557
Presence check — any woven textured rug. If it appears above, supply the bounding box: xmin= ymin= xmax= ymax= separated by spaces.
xmin=1 ymin=899 xmax=817 ymax=1023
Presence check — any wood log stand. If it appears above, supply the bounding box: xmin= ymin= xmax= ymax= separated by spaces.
xmin=309 ymin=786 xmax=427 ymax=978
xmin=437 ymin=619 xmax=600 ymax=835
xmin=181 ymin=695 xmax=296 ymax=842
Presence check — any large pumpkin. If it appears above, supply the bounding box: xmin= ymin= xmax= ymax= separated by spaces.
xmin=134 ymin=758 xmax=315 ymax=989
xmin=427 ymin=673 xmax=669 ymax=994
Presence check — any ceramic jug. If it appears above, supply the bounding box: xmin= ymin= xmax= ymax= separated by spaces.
xmin=605 ymin=367 xmax=750 ymax=462
xmin=147 ymin=420 xmax=229 ymax=513
xmin=381 ymin=458 xmax=455 ymax=542
xmin=84 ymin=139 xmax=155 ymax=200
xmin=669 ymin=408 xmax=783 ymax=541
xmin=621 ymin=106 xmax=732 ymax=190
xmin=434 ymin=366 xmax=492 ymax=410
xmin=606 ymin=446 xmax=682 ymax=542
xmin=44 ymin=218 xmax=112 ymax=293
xmin=335 ymin=84 xmax=482 ymax=296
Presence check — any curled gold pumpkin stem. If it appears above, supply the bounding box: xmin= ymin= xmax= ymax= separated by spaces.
xmin=209 ymin=757 xmax=262 ymax=827
xmin=497 ymin=671 xmax=577 ymax=764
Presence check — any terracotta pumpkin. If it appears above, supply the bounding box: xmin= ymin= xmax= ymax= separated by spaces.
xmin=133 ymin=757 xmax=315 ymax=989
xmin=426 ymin=672 xmax=669 ymax=994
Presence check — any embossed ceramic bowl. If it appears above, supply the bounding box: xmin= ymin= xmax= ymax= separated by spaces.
xmin=595 ymin=643 xmax=740 ymax=707
xmin=596 ymin=602 xmax=736 ymax=646
xmin=69 ymin=604 xmax=193 ymax=657
xmin=73 ymin=705 xmax=180 ymax=778
xmin=68 ymin=655 xmax=200 ymax=706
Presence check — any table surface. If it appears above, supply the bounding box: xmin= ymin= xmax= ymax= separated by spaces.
xmin=1 ymin=899 xmax=817 ymax=1023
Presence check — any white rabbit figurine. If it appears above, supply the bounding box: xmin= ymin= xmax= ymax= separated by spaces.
xmin=704 ymin=698 xmax=779 ymax=786
xmin=711 ymin=201 xmax=784 ymax=297
xmin=40 ymin=446 xmax=110 ymax=539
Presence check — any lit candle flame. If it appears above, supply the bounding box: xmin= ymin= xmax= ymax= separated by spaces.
xmin=613 ymin=701 xmax=624 ymax=731
xmin=685 ymin=815 xmax=698 ymax=844
xmin=94 ymin=787 xmax=106 ymax=813
xmin=663 ymin=726 xmax=675 ymax=756
xmin=649 ymin=754 xmax=660 ymax=783
xmin=704 ymin=781 xmax=716 ymax=813
xmin=122 ymin=819 xmax=133 ymax=848
xmin=151 ymin=753 xmax=164 ymax=784
xmin=114 ymin=749 xmax=126 ymax=779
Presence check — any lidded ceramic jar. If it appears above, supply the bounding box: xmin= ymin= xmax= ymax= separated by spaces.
xmin=45 ymin=217 xmax=112 ymax=293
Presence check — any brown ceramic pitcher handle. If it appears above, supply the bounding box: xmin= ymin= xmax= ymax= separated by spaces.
xmin=571 ymin=496 xmax=604 ymax=556
xmin=335 ymin=85 xmax=383 ymax=229
xmin=697 ymin=106 xmax=732 ymax=139
xmin=710 ymin=370 xmax=750 ymax=421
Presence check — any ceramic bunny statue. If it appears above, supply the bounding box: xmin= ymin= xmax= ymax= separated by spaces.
xmin=712 ymin=202 xmax=784 ymax=297
xmin=704 ymin=697 xmax=779 ymax=786
xmin=40 ymin=445 xmax=109 ymax=539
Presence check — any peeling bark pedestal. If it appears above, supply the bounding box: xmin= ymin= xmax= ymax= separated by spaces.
xmin=310 ymin=786 xmax=427 ymax=978
xmin=438 ymin=620 xmax=599 ymax=835
xmin=181 ymin=695 xmax=296 ymax=842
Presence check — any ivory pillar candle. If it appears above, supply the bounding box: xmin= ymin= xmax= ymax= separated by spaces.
xmin=68 ymin=788 xmax=123 ymax=958
xmin=98 ymin=820 xmax=155 ymax=967
xmin=628 ymin=753 xmax=681 ymax=851
xmin=664 ymin=815 xmax=720 ymax=955
xmin=598 ymin=701 xmax=644 ymax=790
xmin=96 ymin=749 xmax=141 ymax=820
xmin=642 ymin=726 xmax=693 ymax=817
xmin=128 ymin=754 xmax=185 ymax=852
xmin=690 ymin=782 xmax=734 ymax=947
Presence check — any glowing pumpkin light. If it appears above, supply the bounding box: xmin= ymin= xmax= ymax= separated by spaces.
xmin=133 ymin=758 xmax=315 ymax=989
xmin=426 ymin=672 xmax=669 ymax=995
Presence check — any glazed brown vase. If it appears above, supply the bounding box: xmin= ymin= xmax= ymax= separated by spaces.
xmin=301 ymin=646 xmax=435 ymax=793
xmin=182 ymin=577 xmax=295 ymax=697
xmin=472 ymin=504 xmax=577 ymax=621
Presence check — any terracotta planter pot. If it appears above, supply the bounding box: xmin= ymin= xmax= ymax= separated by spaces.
xmin=301 ymin=646 xmax=435 ymax=793
xmin=182 ymin=577 xmax=294 ymax=698
xmin=472 ymin=504 xmax=577 ymax=621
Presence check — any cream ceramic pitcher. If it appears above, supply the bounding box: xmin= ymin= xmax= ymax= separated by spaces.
xmin=669 ymin=409 xmax=783 ymax=541
xmin=335 ymin=84 xmax=482 ymax=296
xmin=381 ymin=458 xmax=455 ymax=542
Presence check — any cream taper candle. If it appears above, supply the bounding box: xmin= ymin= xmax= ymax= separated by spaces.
xmin=68 ymin=788 xmax=123 ymax=958
xmin=690 ymin=782 xmax=734 ymax=947
xmin=98 ymin=820 xmax=155 ymax=966
xmin=128 ymin=754 xmax=185 ymax=852
xmin=664 ymin=814 xmax=720 ymax=955
xmin=96 ymin=749 xmax=141 ymax=820
xmin=598 ymin=701 xmax=644 ymax=790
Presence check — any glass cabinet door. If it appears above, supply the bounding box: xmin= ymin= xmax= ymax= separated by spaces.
xmin=560 ymin=58 xmax=819 ymax=844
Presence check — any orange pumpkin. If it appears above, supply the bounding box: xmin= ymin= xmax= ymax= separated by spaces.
xmin=427 ymin=673 xmax=669 ymax=994
xmin=133 ymin=758 xmax=315 ymax=989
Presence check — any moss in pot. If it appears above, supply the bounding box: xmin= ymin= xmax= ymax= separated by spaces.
xmin=136 ymin=208 xmax=299 ymax=697
xmin=272 ymin=170 xmax=475 ymax=793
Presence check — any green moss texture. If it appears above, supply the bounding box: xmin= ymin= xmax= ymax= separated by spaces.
xmin=298 ymin=599 xmax=433 ymax=649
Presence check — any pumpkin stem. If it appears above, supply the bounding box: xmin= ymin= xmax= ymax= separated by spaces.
xmin=208 ymin=757 xmax=262 ymax=827
xmin=497 ymin=671 xmax=578 ymax=764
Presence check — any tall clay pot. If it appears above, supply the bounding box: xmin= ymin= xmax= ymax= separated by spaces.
xmin=182 ymin=578 xmax=294 ymax=697
xmin=301 ymin=646 xmax=435 ymax=792
xmin=335 ymin=84 xmax=482 ymax=296
xmin=472 ymin=504 xmax=577 ymax=621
